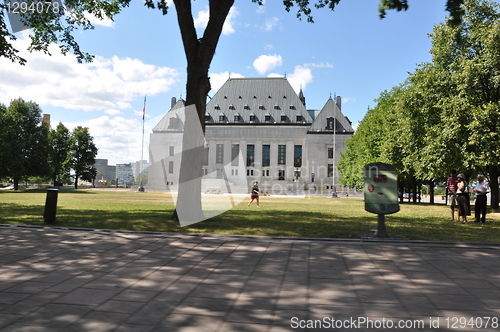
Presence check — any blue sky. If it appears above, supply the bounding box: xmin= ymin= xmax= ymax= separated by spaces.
xmin=1 ymin=0 xmax=450 ymax=165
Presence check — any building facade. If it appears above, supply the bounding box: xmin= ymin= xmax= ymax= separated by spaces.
xmin=116 ymin=163 xmax=134 ymax=186
xmin=94 ymin=159 xmax=116 ymax=184
xmin=148 ymin=77 xmax=354 ymax=194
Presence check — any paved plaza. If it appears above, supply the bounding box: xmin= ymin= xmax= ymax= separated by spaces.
xmin=1 ymin=225 xmax=500 ymax=331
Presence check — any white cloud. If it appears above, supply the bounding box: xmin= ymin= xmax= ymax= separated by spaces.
xmin=194 ymin=8 xmax=210 ymax=29
xmin=342 ymin=97 xmax=356 ymax=104
xmin=284 ymin=65 xmax=313 ymax=93
xmin=256 ymin=0 xmax=266 ymax=14
xmin=263 ymin=17 xmax=280 ymax=31
xmin=0 ymin=34 xmax=179 ymax=112
xmin=306 ymin=62 xmax=334 ymax=68
xmin=253 ymin=54 xmax=283 ymax=75
xmin=209 ymin=71 xmax=244 ymax=92
xmin=61 ymin=115 xmax=154 ymax=165
xmin=194 ymin=6 xmax=239 ymax=35
xmin=104 ymin=109 xmax=122 ymax=116
xmin=223 ymin=7 xmax=239 ymax=35
xmin=84 ymin=12 xmax=115 ymax=28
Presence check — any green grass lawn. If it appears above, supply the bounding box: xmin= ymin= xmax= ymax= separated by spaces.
xmin=1 ymin=189 xmax=500 ymax=242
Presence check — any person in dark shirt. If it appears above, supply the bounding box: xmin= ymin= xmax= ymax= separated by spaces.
xmin=456 ymin=173 xmax=471 ymax=224
xmin=247 ymin=181 xmax=260 ymax=207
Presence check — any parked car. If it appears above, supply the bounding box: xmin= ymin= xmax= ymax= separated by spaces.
xmin=0 ymin=185 xmax=14 ymax=190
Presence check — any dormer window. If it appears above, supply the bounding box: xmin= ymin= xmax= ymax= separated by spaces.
xmin=249 ymin=114 xmax=256 ymax=122
xmin=224 ymin=96 xmax=228 ymax=99
xmin=219 ymin=114 xmax=225 ymax=122
xmin=205 ymin=113 xmax=211 ymax=122
xmin=229 ymin=104 xmax=235 ymax=110
xmin=281 ymin=114 xmax=287 ymax=122
xmin=259 ymin=105 xmax=265 ymax=110
xmin=327 ymin=117 xmax=335 ymax=130
xmin=214 ymin=104 xmax=220 ymax=110
xmin=283 ymin=95 xmax=287 ymax=99
xmin=265 ymin=114 xmax=271 ymax=122
xmin=234 ymin=114 xmax=241 ymax=122
xmin=238 ymin=96 xmax=242 ymax=99
xmin=244 ymin=105 xmax=250 ymax=110
xmin=289 ymin=105 xmax=295 ymax=110
xmin=268 ymin=95 xmax=272 ymax=99
xmin=296 ymin=115 xmax=303 ymax=122
xmin=253 ymin=96 xmax=257 ymax=99
xmin=274 ymin=104 xmax=280 ymax=110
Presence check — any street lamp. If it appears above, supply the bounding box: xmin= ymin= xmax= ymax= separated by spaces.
xmin=331 ymin=113 xmax=338 ymax=198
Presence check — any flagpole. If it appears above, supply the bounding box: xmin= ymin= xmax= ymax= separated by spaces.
xmin=138 ymin=96 xmax=146 ymax=192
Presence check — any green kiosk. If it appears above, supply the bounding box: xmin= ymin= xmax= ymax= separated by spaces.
xmin=363 ymin=162 xmax=399 ymax=238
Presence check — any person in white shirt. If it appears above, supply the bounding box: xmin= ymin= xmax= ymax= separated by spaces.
xmin=474 ymin=174 xmax=490 ymax=224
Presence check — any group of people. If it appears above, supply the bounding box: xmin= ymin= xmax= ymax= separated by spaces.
xmin=446 ymin=170 xmax=490 ymax=224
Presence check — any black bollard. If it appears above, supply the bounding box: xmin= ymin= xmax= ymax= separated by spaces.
xmin=44 ymin=188 xmax=59 ymax=224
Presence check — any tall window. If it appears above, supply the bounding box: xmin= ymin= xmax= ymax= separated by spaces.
xmin=231 ymin=144 xmax=239 ymax=166
xmin=168 ymin=161 xmax=174 ymax=174
xmin=169 ymin=146 xmax=174 ymax=156
xmin=278 ymin=145 xmax=286 ymax=165
xmin=328 ymin=164 xmax=334 ymax=177
xmin=262 ymin=145 xmax=270 ymax=167
xmin=278 ymin=170 xmax=285 ymax=180
xmin=328 ymin=147 xmax=333 ymax=159
xmin=216 ymin=144 xmax=224 ymax=164
xmin=294 ymin=145 xmax=302 ymax=167
xmin=247 ymin=145 xmax=255 ymax=167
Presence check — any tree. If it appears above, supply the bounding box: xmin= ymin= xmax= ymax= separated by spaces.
xmin=422 ymin=0 xmax=500 ymax=209
xmin=69 ymin=126 xmax=97 ymax=189
xmin=0 ymin=98 xmax=49 ymax=190
xmin=341 ymin=0 xmax=500 ymax=208
xmin=0 ymin=103 xmax=9 ymax=180
xmin=0 ymin=0 xmax=467 ymax=221
xmin=49 ymin=122 xmax=71 ymax=185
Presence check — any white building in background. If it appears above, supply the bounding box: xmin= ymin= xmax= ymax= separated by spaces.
xmin=133 ymin=160 xmax=149 ymax=179
xmin=147 ymin=77 xmax=354 ymax=194
xmin=116 ymin=163 xmax=134 ymax=186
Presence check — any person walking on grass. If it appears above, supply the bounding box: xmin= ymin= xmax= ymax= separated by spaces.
xmin=446 ymin=169 xmax=459 ymax=221
xmin=248 ymin=181 xmax=260 ymax=207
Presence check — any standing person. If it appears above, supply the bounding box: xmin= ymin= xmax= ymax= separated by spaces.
xmin=474 ymin=174 xmax=490 ymax=224
xmin=446 ymin=170 xmax=459 ymax=221
xmin=456 ymin=173 xmax=471 ymax=224
xmin=248 ymin=181 xmax=260 ymax=207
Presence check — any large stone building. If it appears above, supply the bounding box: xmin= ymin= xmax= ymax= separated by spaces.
xmin=148 ymin=77 xmax=354 ymax=194
xmin=94 ymin=159 xmax=116 ymax=183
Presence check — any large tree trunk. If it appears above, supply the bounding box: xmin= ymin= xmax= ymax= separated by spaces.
xmin=411 ymin=176 xmax=417 ymax=204
xmin=429 ymin=179 xmax=435 ymax=205
xmin=170 ymin=0 xmax=235 ymax=224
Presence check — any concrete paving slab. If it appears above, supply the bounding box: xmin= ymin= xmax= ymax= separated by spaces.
xmin=2 ymin=225 xmax=500 ymax=331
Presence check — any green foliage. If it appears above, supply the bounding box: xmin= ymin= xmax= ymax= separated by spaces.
xmin=0 ymin=98 xmax=50 ymax=189
xmin=69 ymin=126 xmax=98 ymax=189
xmin=48 ymin=122 xmax=71 ymax=184
xmin=339 ymin=0 xmax=500 ymax=209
